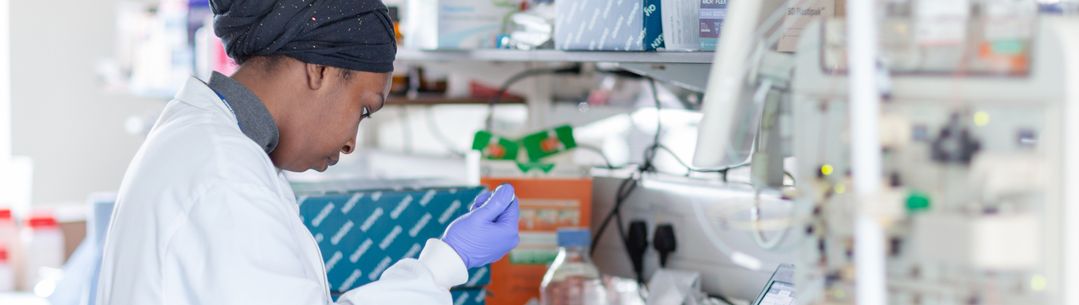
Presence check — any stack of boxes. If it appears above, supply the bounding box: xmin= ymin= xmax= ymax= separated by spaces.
xmin=297 ymin=186 xmax=490 ymax=305
xmin=554 ymin=0 xmax=666 ymax=51
xmin=552 ymin=0 xmax=845 ymax=52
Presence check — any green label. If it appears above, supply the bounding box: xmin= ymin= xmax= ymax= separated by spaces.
xmin=521 ymin=125 xmax=577 ymax=162
xmin=471 ymin=130 xmax=520 ymax=161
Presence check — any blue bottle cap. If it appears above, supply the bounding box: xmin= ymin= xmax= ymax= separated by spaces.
xmin=556 ymin=228 xmax=591 ymax=248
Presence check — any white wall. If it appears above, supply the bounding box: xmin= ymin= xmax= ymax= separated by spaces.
xmin=10 ymin=0 xmax=163 ymax=205
xmin=1 ymin=0 xmax=10 ymax=160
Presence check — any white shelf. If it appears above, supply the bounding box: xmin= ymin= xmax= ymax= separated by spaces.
xmin=396 ymin=49 xmax=715 ymax=64
xmin=396 ymin=48 xmax=715 ymax=92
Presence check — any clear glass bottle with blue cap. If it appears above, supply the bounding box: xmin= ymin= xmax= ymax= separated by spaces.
xmin=540 ymin=228 xmax=607 ymax=305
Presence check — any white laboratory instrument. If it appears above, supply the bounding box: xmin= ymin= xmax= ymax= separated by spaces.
xmin=692 ymin=0 xmax=766 ymax=168
xmin=589 ymin=174 xmax=799 ymax=300
xmin=789 ymin=13 xmax=1079 ymax=305
xmin=693 ymin=0 xmax=790 ymax=169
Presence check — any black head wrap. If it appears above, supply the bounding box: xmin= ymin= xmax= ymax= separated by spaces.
xmin=209 ymin=0 xmax=397 ymax=73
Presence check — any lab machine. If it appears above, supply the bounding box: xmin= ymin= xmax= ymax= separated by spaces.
xmin=786 ymin=10 xmax=1079 ymax=305
xmin=671 ymin=1 xmax=1079 ymax=305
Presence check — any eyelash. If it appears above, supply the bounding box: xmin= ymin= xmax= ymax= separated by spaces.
xmin=361 ymin=107 xmax=372 ymax=119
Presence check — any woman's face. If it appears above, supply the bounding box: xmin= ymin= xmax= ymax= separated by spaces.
xmin=271 ymin=64 xmax=391 ymax=172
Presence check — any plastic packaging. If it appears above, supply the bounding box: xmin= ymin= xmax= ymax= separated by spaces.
xmin=21 ymin=213 xmax=64 ymax=292
xmin=540 ymin=228 xmax=607 ymax=305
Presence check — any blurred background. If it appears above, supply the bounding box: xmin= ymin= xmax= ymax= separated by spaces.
xmin=0 ymin=0 xmax=714 ymax=302
xmin=2 ymin=0 xmax=1079 ymax=305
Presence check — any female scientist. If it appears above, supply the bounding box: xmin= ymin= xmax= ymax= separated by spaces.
xmin=95 ymin=0 xmax=520 ymax=304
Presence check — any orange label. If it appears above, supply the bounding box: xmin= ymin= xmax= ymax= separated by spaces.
xmin=488 ymin=144 xmax=505 ymax=159
xmin=541 ymin=137 xmax=561 ymax=152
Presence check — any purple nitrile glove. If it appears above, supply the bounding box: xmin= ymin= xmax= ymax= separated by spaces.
xmin=442 ymin=184 xmax=521 ymax=268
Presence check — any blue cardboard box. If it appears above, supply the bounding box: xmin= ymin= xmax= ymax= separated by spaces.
xmin=554 ymin=0 xmax=665 ymax=51
xmin=333 ymin=288 xmax=487 ymax=305
xmin=297 ymin=186 xmax=490 ymax=293
xmin=451 ymin=288 xmax=488 ymax=305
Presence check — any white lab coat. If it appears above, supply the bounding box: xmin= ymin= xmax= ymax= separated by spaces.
xmin=96 ymin=77 xmax=468 ymax=305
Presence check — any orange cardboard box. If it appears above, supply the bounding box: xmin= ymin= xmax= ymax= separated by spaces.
xmin=481 ymin=177 xmax=592 ymax=305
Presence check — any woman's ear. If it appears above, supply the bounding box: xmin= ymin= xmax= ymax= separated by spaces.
xmin=305 ymin=63 xmax=327 ymax=91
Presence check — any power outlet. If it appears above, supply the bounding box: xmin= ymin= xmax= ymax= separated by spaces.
xmin=590 ymin=174 xmax=800 ymax=300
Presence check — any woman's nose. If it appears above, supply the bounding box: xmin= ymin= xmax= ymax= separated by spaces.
xmin=341 ymin=142 xmax=355 ymax=154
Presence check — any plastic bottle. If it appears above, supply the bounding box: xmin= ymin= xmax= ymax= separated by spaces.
xmin=22 ymin=213 xmax=64 ymax=291
xmin=540 ymin=228 xmax=607 ymax=305
xmin=0 ymin=208 xmax=21 ymax=290
xmin=0 ymin=209 xmax=15 ymax=252
xmin=0 ymin=246 xmax=13 ymax=292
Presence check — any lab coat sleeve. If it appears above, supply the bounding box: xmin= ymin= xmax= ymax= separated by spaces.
xmin=336 ymin=239 xmax=469 ymax=305
xmin=164 ymin=182 xmax=329 ymax=305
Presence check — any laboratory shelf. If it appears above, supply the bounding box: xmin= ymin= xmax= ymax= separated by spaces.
xmin=397 ymin=48 xmax=715 ymax=93
xmin=396 ymin=48 xmax=716 ymax=64
xmin=393 ymin=48 xmax=715 ymax=127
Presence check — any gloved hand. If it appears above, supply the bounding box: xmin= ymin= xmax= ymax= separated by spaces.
xmin=442 ymin=184 xmax=520 ymax=268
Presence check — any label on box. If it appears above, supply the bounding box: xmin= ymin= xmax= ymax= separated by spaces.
xmin=663 ymin=0 xmax=701 ymax=51
xmin=481 ymin=178 xmax=592 ymax=305
xmin=914 ymin=0 xmax=970 ymax=45
xmin=643 ymin=0 xmax=666 ymax=50
xmin=510 ymin=198 xmax=584 ymax=265
xmin=699 ymin=0 xmax=728 ymax=51
xmin=777 ymin=0 xmax=836 ymax=52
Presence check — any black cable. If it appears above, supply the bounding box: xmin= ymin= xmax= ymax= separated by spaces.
xmin=576 ymin=145 xmax=616 ymax=169
xmin=594 ymin=68 xmax=698 ymax=110
xmin=589 ymin=78 xmax=707 ymax=284
xmin=590 ymin=173 xmax=640 ymax=255
xmin=589 ymin=78 xmax=760 ymax=285
xmin=646 ymin=144 xmax=751 ymax=180
xmin=639 ymin=78 xmax=663 ymax=173
xmin=592 ymin=163 xmax=638 ymax=170
xmin=639 ymin=79 xmax=752 ymax=177
xmin=594 ymin=66 xmax=646 ymax=79
xmin=642 ymin=79 xmax=747 ymax=176
xmin=485 ymin=65 xmax=582 ymax=131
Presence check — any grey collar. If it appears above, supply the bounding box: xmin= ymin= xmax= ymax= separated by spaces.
xmin=207 ymin=72 xmax=280 ymax=154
